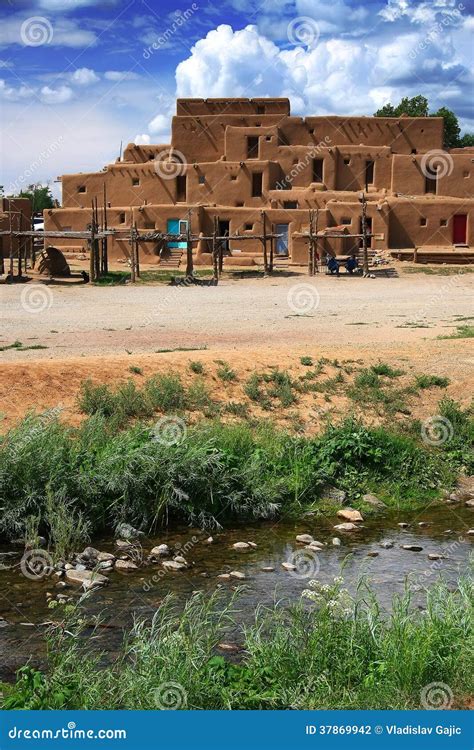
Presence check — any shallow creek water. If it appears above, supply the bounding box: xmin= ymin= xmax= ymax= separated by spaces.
xmin=0 ymin=504 xmax=472 ymax=680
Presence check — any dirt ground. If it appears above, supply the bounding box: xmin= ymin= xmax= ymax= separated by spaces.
xmin=1 ymin=264 xmax=473 ymax=427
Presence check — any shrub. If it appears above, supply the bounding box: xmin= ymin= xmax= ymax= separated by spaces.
xmin=415 ymin=374 xmax=450 ymax=389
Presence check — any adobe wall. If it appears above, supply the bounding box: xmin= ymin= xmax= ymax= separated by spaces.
xmin=391 ymin=154 xmax=474 ymax=198
xmin=387 ymin=198 xmax=474 ymax=248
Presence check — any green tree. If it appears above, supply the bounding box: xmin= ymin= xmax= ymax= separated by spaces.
xmin=17 ymin=184 xmax=56 ymax=212
xmin=374 ymin=96 xmax=473 ymax=149
xmin=374 ymin=95 xmax=429 ymax=118
xmin=431 ymin=106 xmax=461 ymax=149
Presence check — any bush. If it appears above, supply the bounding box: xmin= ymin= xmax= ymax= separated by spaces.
xmin=2 ymin=579 xmax=472 ymax=710
xmin=415 ymin=374 xmax=450 ymax=389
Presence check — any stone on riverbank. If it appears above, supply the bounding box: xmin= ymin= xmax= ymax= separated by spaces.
xmin=162 ymin=560 xmax=187 ymax=571
xmin=233 ymin=542 xmax=251 ymax=550
xmin=296 ymin=534 xmax=314 ymax=545
xmin=332 ymin=537 xmax=341 ymax=546
xmin=115 ymin=559 xmax=138 ymax=572
xmin=428 ymin=553 xmax=446 ymax=560
xmin=282 ymin=562 xmax=297 ymax=571
xmin=362 ymin=493 xmax=386 ymax=508
xmin=65 ymin=569 xmax=108 ymax=590
xmin=230 ymin=571 xmax=246 ymax=580
xmin=337 ymin=509 xmax=364 ymax=522
xmin=334 ymin=522 xmax=359 ymax=532
xmin=379 ymin=541 xmax=394 ymax=549
xmin=150 ymin=544 xmax=171 ymax=557
xmin=401 ymin=544 xmax=423 ymax=552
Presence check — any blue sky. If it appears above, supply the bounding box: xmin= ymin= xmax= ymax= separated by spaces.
xmin=1 ymin=0 xmax=473 ymax=198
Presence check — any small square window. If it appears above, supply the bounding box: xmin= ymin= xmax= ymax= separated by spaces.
xmin=230 ymin=174 xmax=237 ymax=181
xmin=411 ymin=149 xmax=417 ymax=154
xmin=77 ymin=185 xmax=86 ymax=193
xmin=244 ymin=223 xmax=253 ymax=230
xmin=119 ymin=212 xmax=126 ymax=224
xmin=343 ymin=158 xmax=350 ymax=166
xmin=283 ymin=201 xmax=297 ymax=209
xmin=256 ymin=105 xmax=265 ymax=114
xmin=463 ymin=171 xmax=470 ymax=178
xmin=132 ymin=178 xmax=140 ymax=186
xmin=420 ymin=217 xmax=427 ymax=227
xmin=198 ymin=175 xmax=205 ymax=184
xmin=265 ymin=135 xmax=272 ymax=141
xmin=309 ymin=129 xmax=314 ymax=135
xmin=440 ymin=219 xmax=448 ymax=227
xmin=236 ymin=201 xmax=244 ymax=207
xmin=341 ymin=217 xmax=351 ymax=225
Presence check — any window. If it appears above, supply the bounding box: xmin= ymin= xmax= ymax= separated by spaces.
xmin=420 ymin=217 xmax=427 ymax=226
xmin=247 ymin=136 xmax=259 ymax=159
xmin=252 ymin=172 xmax=263 ymax=197
xmin=341 ymin=217 xmax=351 ymax=225
xmin=77 ymin=185 xmax=86 ymax=193
xmin=440 ymin=219 xmax=448 ymax=227
xmin=424 ymin=166 xmax=437 ymax=194
xmin=198 ymin=175 xmax=205 ymax=184
xmin=178 ymin=220 xmax=187 ymax=234
xmin=176 ymin=175 xmax=186 ymax=202
xmin=343 ymin=158 xmax=350 ymax=166
xmin=132 ymin=177 xmax=140 ymax=186
xmin=313 ymin=158 xmax=323 ymax=183
xmin=463 ymin=171 xmax=470 ymax=178
xmin=283 ymin=201 xmax=298 ymax=209
xmin=365 ymin=160 xmax=375 ymax=185
xmin=265 ymin=135 xmax=272 ymax=141
xmin=236 ymin=202 xmax=244 ymax=207
xmin=244 ymin=223 xmax=253 ymax=230
xmin=230 ymin=174 xmax=237 ymax=181
xmin=256 ymin=105 xmax=265 ymax=114
xmin=119 ymin=212 xmax=126 ymax=224
xmin=411 ymin=149 xmax=417 ymax=154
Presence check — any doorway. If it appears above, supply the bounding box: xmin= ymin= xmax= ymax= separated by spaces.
xmin=167 ymin=218 xmax=188 ymax=249
xmin=218 ymin=220 xmax=230 ymax=253
xmin=452 ymin=214 xmax=467 ymax=245
xmin=275 ymin=223 xmax=289 ymax=256
xmin=359 ymin=217 xmax=372 ymax=248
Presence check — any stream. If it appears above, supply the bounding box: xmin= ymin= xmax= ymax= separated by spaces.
xmin=0 ymin=504 xmax=472 ymax=681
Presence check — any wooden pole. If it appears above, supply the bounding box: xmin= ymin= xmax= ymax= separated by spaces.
xmin=261 ymin=210 xmax=268 ymax=275
xmin=88 ymin=221 xmax=95 ymax=283
xmin=314 ymin=208 xmax=319 ymax=274
xmin=129 ymin=219 xmax=136 ymax=283
xmin=102 ymin=183 xmax=108 ymax=274
xmin=212 ymin=216 xmax=219 ymax=281
xmin=361 ymin=193 xmax=369 ymax=276
xmin=8 ymin=204 xmax=14 ymax=277
xmin=217 ymin=215 xmax=224 ymax=275
xmin=185 ymin=208 xmax=193 ymax=278
xmin=308 ymin=210 xmax=313 ymax=276
xmin=134 ymin=221 xmax=140 ymax=278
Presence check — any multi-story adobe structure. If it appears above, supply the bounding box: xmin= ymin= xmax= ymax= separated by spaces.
xmin=44 ymin=97 xmax=474 ymax=267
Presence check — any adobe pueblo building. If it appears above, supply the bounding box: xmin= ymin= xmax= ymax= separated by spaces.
xmin=45 ymin=97 xmax=474 ymax=267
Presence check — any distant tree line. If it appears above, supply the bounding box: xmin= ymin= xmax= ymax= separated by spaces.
xmin=374 ymin=95 xmax=474 ymax=149
xmin=0 ymin=183 xmax=57 ymax=212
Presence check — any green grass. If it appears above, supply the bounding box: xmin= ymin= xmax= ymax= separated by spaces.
xmin=0 ymin=340 xmax=48 ymax=352
xmin=300 ymin=356 xmax=313 ymax=366
xmin=216 ymin=361 xmax=237 ymax=382
xmin=94 ymin=270 xmax=214 ymax=286
xmin=156 ymin=346 xmax=207 ymax=353
xmin=371 ymin=363 xmax=405 ymax=378
xmin=244 ymin=370 xmax=297 ymax=409
xmin=0 ymin=403 xmax=467 ymax=543
xmin=403 ymin=266 xmax=474 ymax=275
xmin=438 ymin=325 xmax=474 ymax=340
xmin=415 ymin=374 xmax=450 ymax=389
xmin=129 ymin=366 xmax=143 ymax=375
xmin=2 ymin=578 xmax=472 ymax=709
xmin=189 ymin=360 xmax=204 ymax=375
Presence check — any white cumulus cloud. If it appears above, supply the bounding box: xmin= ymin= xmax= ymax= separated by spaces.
xmin=71 ymin=67 xmax=100 ymax=86
xmin=40 ymin=85 xmax=74 ymax=104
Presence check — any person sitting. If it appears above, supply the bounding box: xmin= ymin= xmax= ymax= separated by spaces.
xmin=345 ymin=254 xmax=358 ymax=274
xmin=326 ymin=255 xmax=340 ymax=276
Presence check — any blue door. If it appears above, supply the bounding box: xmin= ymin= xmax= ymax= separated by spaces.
xmin=167 ymin=218 xmax=187 ymax=249
xmin=275 ymin=223 xmax=289 ymax=256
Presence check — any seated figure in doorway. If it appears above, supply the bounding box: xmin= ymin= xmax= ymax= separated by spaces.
xmin=345 ymin=254 xmax=359 ymax=274
xmin=326 ymin=255 xmax=340 ymax=276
